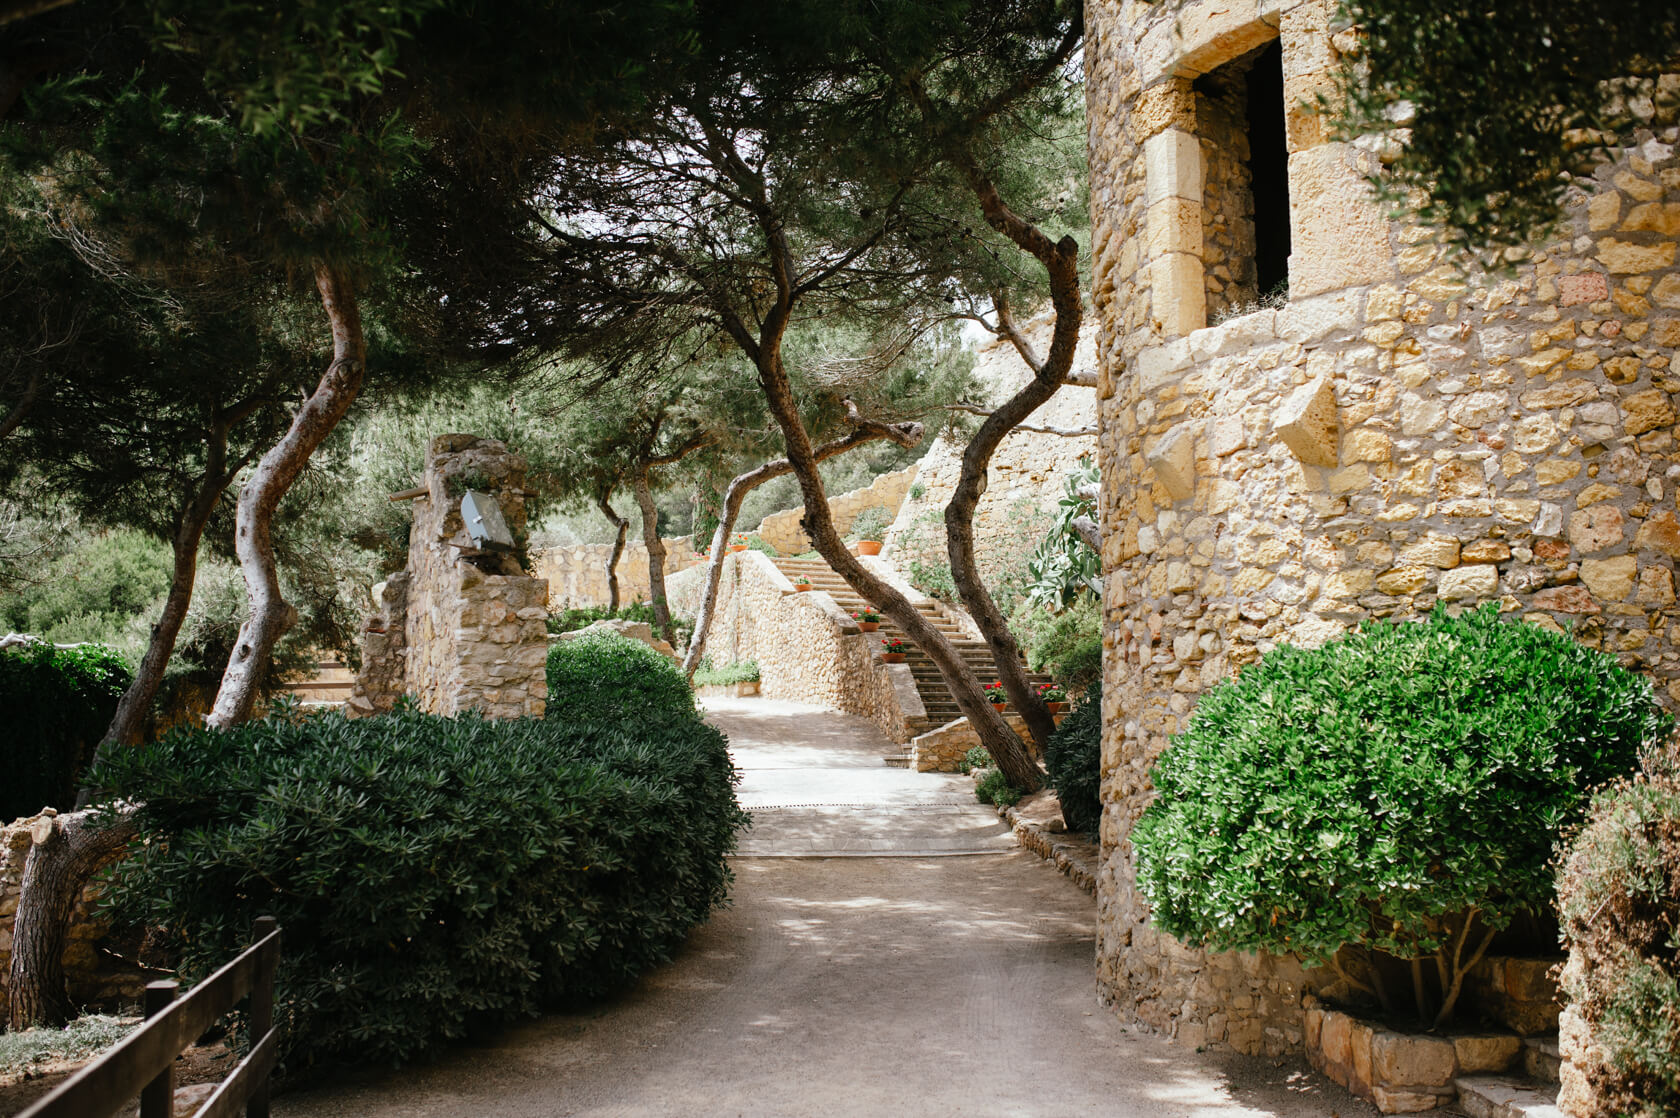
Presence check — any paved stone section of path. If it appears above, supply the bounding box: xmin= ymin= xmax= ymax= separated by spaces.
xmin=716 ymin=698 xmax=1017 ymax=857
xmin=276 ymin=698 xmax=1374 ymax=1118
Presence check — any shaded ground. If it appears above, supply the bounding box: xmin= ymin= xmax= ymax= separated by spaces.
xmin=264 ymin=697 xmax=1374 ymax=1118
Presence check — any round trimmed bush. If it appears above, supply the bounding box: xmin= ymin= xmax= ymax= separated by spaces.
xmin=92 ymin=706 xmax=748 ymax=1070
xmin=1557 ymin=753 xmax=1680 ymax=1117
xmin=545 ymin=630 xmax=695 ymax=723
xmin=0 ymin=642 xmax=130 ymax=820
xmin=1133 ymin=604 xmax=1666 ymax=1024
xmin=1045 ymin=680 xmax=1101 ymax=834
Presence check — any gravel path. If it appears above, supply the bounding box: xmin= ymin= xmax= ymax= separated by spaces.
xmin=276 ymin=698 xmax=1371 ymax=1118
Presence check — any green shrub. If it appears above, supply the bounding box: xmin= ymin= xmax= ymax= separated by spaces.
xmin=1013 ymin=596 xmax=1102 ymax=692
xmin=744 ymin=533 xmax=779 ymax=557
xmin=1557 ymin=751 xmax=1680 ymax=1117
xmin=0 ymin=1014 xmax=133 ymax=1078
xmin=546 ymin=631 xmax=696 ymax=724
xmin=1133 ymin=605 xmax=1665 ymax=1026
xmin=691 ymin=660 xmax=759 ymax=687
xmin=1045 ymin=681 xmax=1101 ymax=834
xmin=958 ymin=745 xmax=992 ymax=775
xmin=92 ymin=706 xmax=749 ymax=1070
xmin=975 ymin=768 xmax=1021 ymax=808
xmin=0 ymin=642 xmax=130 ymax=820
xmin=908 ymin=558 xmax=957 ymax=602
xmin=847 ymin=505 xmax=893 ymax=543
xmin=1 ymin=528 xmax=171 ymax=637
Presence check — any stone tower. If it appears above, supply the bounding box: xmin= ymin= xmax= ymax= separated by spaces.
xmin=1085 ymin=0 xmax=1680 ymax=1056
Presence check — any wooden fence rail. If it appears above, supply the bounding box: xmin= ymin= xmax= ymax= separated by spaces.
xmin=19 ymin=916 xmax=282 ymax=1118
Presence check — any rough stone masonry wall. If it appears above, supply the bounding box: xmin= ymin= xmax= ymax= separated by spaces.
xmin=1086 ymin=0 xmax=1680 ymax=1059
xmin=531 ymin=537 xmax=705 ymax=611
xmin=666 ymin=552 xmax=925 ymax=742
xmin=884 ymin=314 xmax=1099 ymax=574
xmin=758 ymin=465 xmax=919 ymax=556
xmin=394 ymin=435 xmax=550 ymax=719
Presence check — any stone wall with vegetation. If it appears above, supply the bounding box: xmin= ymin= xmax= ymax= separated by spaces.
xmin=884 ymin=315 xmax=1098 ymax=580
xmin=531 ymin=537 xmax=706 ymax=610
xmin=757 ymin=465 xmax=919 ymax=556
xmin=354 ymin=435 xmax=549 ymax=720
xmin=1086 ymin=0 xmax=1680 ymax=1058
xmin=667 ymin=552 xmax=924 ymax=741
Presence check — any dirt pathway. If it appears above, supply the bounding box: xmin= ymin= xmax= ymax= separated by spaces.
xmin=276 ymin=699 xmax=1371 ymax=1118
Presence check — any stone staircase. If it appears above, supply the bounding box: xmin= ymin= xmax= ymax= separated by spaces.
xmin=772 ymin=557 xmax=1053 ymax=736
xmin=1455 ymin=1035 xmax=1563 ymax=1118
xmin=278 ymin=658 xmax=355 ymax=710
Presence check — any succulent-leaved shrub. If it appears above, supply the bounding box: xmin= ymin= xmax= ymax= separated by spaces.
xmin=546 ymin=630 xmax=695 ymax=723
xmin=0 ymin=642 xmax=130 ymax=820
xmin=1133 ymin=605 xmax=1665 ymax=1025
xmin=1045 ymin=681 xmax=1101 ymax=835
xmin=1556 ymin=749 xmax=1680 ymax=1117
xmin=975 ymin=767 xmax=1021 ymax=807
xmin=92 ymin=706 xmax=748 ymax=1070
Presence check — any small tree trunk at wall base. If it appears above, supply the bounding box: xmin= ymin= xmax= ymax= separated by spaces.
xmin=207 ymin=264 xmax=366 ymax=729
xmin=598 ymin=491 xmax=629 ymax=614
xmin=632 ymin=471 xmax=675 ymax=646
xmin=7 ymin=808 xmax=137 ymax=1029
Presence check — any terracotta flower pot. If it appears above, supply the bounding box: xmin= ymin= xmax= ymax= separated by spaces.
xmin=882 ymin=652 xmax=906 ymax=663
xmin=858 ymin=621 xmax=880 ymax=632
xmin=728 ymin=544 xmax=747 ymax=553
xmin=794 ymin=582 xmax=812 ymax=592
xmin=990 ymin=701 xmax=1007 ymax=712
xmin=1046 ymin=701 xmax=1068 ymax=714
xmin=856 ymin=540 xmax=883 ymax=556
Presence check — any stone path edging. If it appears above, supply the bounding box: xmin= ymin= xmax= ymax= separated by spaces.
xmin=995 ymin=796 xmax=1100 ymax=898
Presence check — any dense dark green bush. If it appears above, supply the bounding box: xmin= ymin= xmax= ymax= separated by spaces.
xmin=92 ymin=706 xmax=748 ymax=1070
xmin=1045 ymin=681 xmax=1101 ymax=835
xmin=1557 ymin=751 xmax=1680 ymax=1117
xmin=545 ymin=604 xmax=693 ymax=653
xmin=0 ymin=642 xmax=130 ymax=820
xmin=1133 ymin=605 xmax=1665 ymax=1025
xmin=546 ymin=631 xmax=696 ymax=723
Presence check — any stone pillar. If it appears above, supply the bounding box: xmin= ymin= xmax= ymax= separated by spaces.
xmin=349 ymin=435 xmax=549 ymax=720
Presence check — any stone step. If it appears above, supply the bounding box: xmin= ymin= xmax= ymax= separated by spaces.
xmin=1454 ymin=1075 xmax=1564 ymax=1118
xmin=882 ymin=755 xmax=912 ymax=768
xmin=1522 ymin=1036 xmax=1561 ymax=1085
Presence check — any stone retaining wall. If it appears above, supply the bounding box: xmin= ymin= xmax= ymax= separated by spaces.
xmin=531 ymin=537 xmax=705 ymax=611
xmin=1086 ymin=0 xmax=1680 ymax=1059
xmin=758 ymin=466 xmax=918 ymax=557
xmin=668 ymin=552 xmax=924 ymax=742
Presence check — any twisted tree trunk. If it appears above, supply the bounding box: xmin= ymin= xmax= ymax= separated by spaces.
xmin=682 ymin=425 xmax=919 ymax=677
xmin=6 ymin=807 xmax=137 ymax=1029
xmin=942 ymin=172 xmax=1086 ymax=751
xmin=207 ymin=264 xmax=366 ymax=728
xmin=597 ymin=489 xmax=628 ymax=613
xmin=631 ymin=470 xmax=675 ymax=646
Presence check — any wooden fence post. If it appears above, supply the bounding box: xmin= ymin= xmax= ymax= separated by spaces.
xmin=138 ymin=981 xmax=178 ymax=1118
xmin=248 ymin=916 xmax=279 ymax=1118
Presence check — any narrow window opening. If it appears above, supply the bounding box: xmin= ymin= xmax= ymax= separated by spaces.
xmin=1193 ymin=36 xmax=1290 ymax=321
xmin=1245 ymin=40 xmax=1290 ymax=301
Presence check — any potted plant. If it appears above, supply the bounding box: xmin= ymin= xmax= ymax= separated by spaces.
xmin=849 ymin=506 xmax=891 ymax=557
xmin=1037 ymin=682 xmax=1068 ymax=713
xmin=792 ymin=574 xmax=813 ymax=591
xmin=880 ymin=636 xmax=909 ymax=663
xmin=983 ymin=680 xmax=1007 ymax=711
xmin=727 ymin=532 xmax=749 ymax=553
xmin=851 ymin=609 xmax=881 ymax=632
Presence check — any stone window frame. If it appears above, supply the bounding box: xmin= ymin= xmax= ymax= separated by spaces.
xmin=1140 ymin=14 xmax=1286 ymax=339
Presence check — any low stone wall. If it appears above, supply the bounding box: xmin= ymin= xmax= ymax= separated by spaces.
xmin=670 ymin=552 xmax=923 ymax=742
xmin=758 ymin=465 xmax=918 ymax=556
xmin=1306 ymin=999 xmax=1525 ymax=1114
xmin=531 ymin=537 xmax=705 ymax=611
xmin=910 ymin=711 xmax=1047 ymax=772
xmin=1 ymin=811 xmax=148 ymax=1021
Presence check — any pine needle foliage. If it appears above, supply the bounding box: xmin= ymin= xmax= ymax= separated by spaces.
xmin=1134 ymin=605 xmax=1666 ymax=1023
